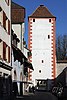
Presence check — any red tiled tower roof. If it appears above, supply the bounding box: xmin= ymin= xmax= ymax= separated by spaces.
xmin=29 ymin=5 xmax=55 ymax=18
xmin=11 ymin=2 xmax=25 ymax=24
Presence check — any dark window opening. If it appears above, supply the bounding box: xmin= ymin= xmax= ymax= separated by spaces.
xmin=42 ymin=60 xmax=44 ymax=63
xmin=49 ymin=19 xmax=51 ymax=22
xmin=39 ymin=70 xmax=41 ymax=73
xmin=33 ymin=19 xmax=35 ymax=22
xmin=48 ymin=35 xmax=50 ymax=39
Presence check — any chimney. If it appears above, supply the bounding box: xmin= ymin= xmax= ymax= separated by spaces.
xmin=40 ymin=5 xmax=44 ymax=7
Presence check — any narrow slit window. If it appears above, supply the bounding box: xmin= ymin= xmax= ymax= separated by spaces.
xmin=39 ymin=70 xmax=41 ymax=73
xmin=33 ymin=19 xmax=35 ymax=22
xmin=42 ymin=60 xmax=44 ymax=63
xmin=48 ymin=35 xmax=50 ymax=39
xmin=49 ymin=19 xmax=51 ymax=22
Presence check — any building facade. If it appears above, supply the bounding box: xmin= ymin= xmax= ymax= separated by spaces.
xmin=11 ymin=2 xmax=33 ymax=95
xmin=28 ymin=5 xmax=56 ymax=89
xmin=0 ymin=0 xmax=12 ymax=76
xmin=11 ymin=2 xmax=25 ymax=95
xmin=0 ymin=0 xmax=12 ymax=98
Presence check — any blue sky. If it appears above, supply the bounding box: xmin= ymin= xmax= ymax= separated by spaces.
xmin=13 ymin=0 xmax=67 ymax=45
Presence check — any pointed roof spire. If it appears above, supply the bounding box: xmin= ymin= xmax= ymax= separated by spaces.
xmin=29 ymin=5 xmax=55 ymax=18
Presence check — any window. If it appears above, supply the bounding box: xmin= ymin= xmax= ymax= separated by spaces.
xmin=3 ymin=11 xmax=10 ymax=33
xmin=8 ymin=20 xmax=10 ymax=35
xmin=33 ymin=19 xmax=35 ymax=22
xmin=48 ymin=35 xmax=50 ymax=39
xmin=8 ymin=47 xmax=10 ymax=63
xmin=6 ymin=45 xmax=8 ymax=62
xmin=49 ymin=19 xmax=51 ymax=22
xmin=3 ymin=11 xmax=6 ymax=30
xmin=3 ymin=42 xmax=6 ymax=61
xmin=42 ymin=60 xmax=44 ymax=63
xmin=39 ymin=70 xmax=41 ymax=73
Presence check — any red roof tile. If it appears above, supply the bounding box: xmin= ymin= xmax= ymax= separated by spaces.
xmin=11 ymin=2 xmax=25 ymax=24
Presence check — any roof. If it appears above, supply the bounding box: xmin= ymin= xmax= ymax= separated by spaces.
xmin=11 ymin=2 xmax=25 ymax=24
xmin=29 ymin=5 xmax=55 ymax=18
xmin=12 ymin=2 xmax=25 ymax=9
xmin=57 ymin=60 xmax=67 ymax=63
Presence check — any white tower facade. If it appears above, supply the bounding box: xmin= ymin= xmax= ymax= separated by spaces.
xmin=28 ymin=5 xmax=56 ymax=88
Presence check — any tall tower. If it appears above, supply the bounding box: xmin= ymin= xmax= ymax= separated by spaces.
xmin=28 ymin=5 xmax=56 ymax=89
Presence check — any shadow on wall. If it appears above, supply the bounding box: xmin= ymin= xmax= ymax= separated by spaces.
xmin=55 ymin=67 xmax=67 ymax=87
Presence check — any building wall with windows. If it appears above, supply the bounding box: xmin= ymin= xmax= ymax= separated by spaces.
xmin=0 ymin=0 xmax=11 ymax=76
xmin=12 ymin=23 xmax=25 ymax=51
xmin=11 ymin=2 xmax=26 ymax=95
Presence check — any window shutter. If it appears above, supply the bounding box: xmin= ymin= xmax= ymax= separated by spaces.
xmin=3 ymin=42 xmax=6 ymax=60
xmin=8 ymin=20 xmax=10 ymax=35
xmin=8 ymin=0 xmax=9 ymax=6
xmin=3 ymin=11 xmax=6 ymax=30
xmin=8 ymin=47 xmax=10 ymax=63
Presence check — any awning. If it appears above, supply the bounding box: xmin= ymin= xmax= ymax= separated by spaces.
xmin=24 ymin=60 xmax=34 ymax=70
xmin=12 ymin=44 xmax=27 ymax=63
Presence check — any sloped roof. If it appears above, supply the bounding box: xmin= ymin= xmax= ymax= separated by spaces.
xmin=12 ymin=2 xmax=25 ymax=9
xmin=11 ymin=2 xmax=25 ymax=24
xmin=29 ymin=5 xmax=55 ymax=18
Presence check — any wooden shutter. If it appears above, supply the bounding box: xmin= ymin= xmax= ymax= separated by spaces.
xmin=8 ymin=47 xmax=10 ymax=63
xmin=3 ymin=42 xmax=6 ymax=60
xmin=8 ymin=20 xmax=10 ymax=35
xmin=7 ymin=0 xmax=9 ymax=6
xmin=3 ymin=11 xmax=6 ymax=30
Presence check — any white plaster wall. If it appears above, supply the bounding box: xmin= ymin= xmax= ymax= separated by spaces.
xmin=31 ymin=18 xmax=53 ymax=84
xmin=0 ymin=0 xmax=11 ymax=75
xmin=0 ymin=25 xmax=10 ymax=46
xmin=0 ymin=11 xmax=3 ymax=25
xmin=12 ymin=23 xmax=24 ymax=50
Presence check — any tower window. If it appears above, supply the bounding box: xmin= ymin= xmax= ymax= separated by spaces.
xmin=33 ymin=19 xmax=35 ymax=22
xmin=49 ymin=19 xmax=51 ymax=22
xmin=48 ymin=35 xmax=50 ymax=39
xmin=39 ymin=70 xmax=41 ymax=73
xmin=42 ymin=60 xmax=44 ymax=63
